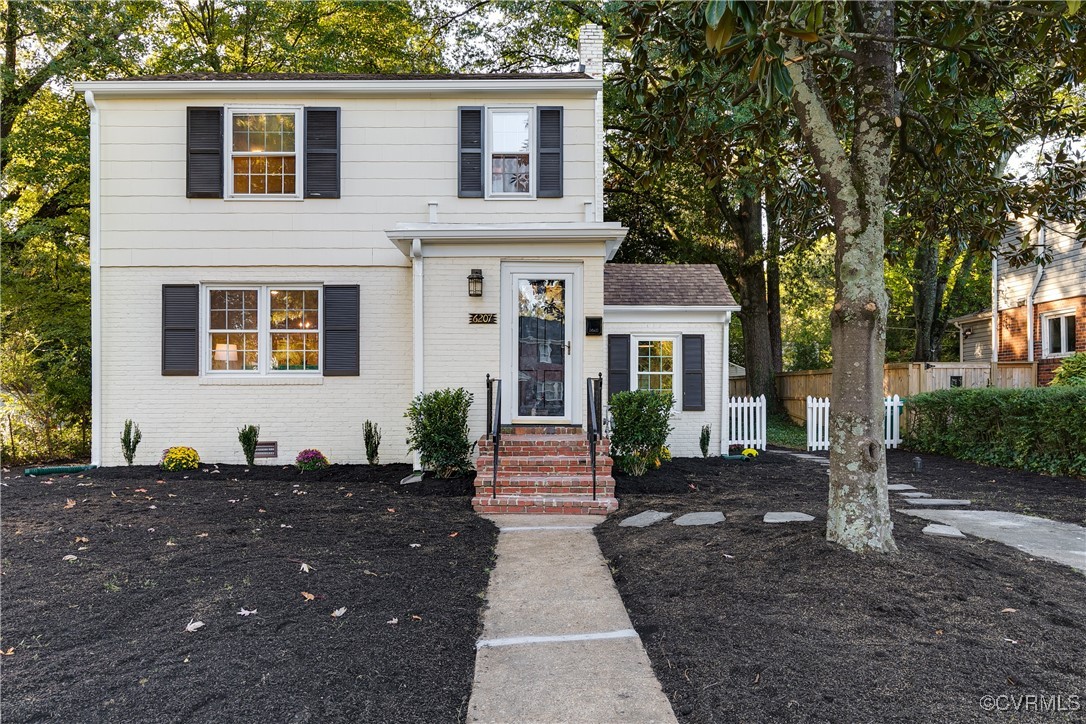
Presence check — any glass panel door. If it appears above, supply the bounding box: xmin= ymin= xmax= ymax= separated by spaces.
xmin=516 ymin=277 xmax=567 ymax=417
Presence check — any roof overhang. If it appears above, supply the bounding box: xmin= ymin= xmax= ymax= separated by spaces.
xmin=604 ymin=305 xmax=740 ymax=324
xmin=948 ymin=310 xmax=992 ymax=325
xmin=386 ymin=223 xmax=628 ymax=259
xmin=73 ymin=78 xmax=602 ymax=99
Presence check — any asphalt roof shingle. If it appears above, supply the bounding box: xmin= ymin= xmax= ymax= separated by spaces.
xmin=604 ymin=264 xmax=737 ymax=308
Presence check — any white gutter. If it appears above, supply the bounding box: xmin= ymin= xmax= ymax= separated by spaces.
xmin=411 ymin=238 xmax=424 ymax=469
xmin=85 ymin=91 xmax=102 ymax=466
xmin=990 ymin=254 xmax=999 ymax=363
xmin=1025 ymin=225 xmax=1047 ymax=363
xmin=721 ymin=311 xmax=732 ymax=455
xmin=73 ymin=78 xmax=602 ymax=98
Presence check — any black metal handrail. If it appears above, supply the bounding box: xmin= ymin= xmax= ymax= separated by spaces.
xmin=586 ymin=373 xmax=603 ymax=501
xmin=486 ymin=375 xmax=501 ymax=500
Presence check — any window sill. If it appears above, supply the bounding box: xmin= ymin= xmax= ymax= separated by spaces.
xmin=200 ymin=376 xmax=324 ymax=386
xmin=1042 ymin=353 xmax=1075 ymax=360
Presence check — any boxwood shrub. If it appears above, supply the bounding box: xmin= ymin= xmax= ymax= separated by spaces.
xmin=609 ymin=390 xmax=674 ymax=476
xmin=405 ymin=387 xmax=474 ymax=478
xmin=904 ymin=387 xmax=1086 ymax=477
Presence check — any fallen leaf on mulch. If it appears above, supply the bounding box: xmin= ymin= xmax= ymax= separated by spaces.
xmin=74 ymin=536 xmax=89 ymax=543
xmin=111 ymin=491 xmax=117 ymax=498
xmin=237 ymin=608 xmax=258 ymax=617
xmin=1 ymin=648 xmax=14 ymax=656
xmin=62 ymin=555 xmax=78 ymax=562
xmin=409 ymin=543 xmax=421 ymax=549
xmin=936 ymin=629 xmax=944 ymax=635
xmin=411 ymin=615 xmax=423 ymax=622
xmin=1001 ymin=608 xmax=1017 ymax=613
xmin=196 ymin=533 xmax=209 ymax=538
xmin=148 ymin=505 xmax=157 ymax=510
xmin=387 ymin=508 xmax=396 ymax=513
xmin=299 ymin=563 xmax=312 ymax=573
xmin=344 ymin=492 xmax=353 ymax=498
xmin=387 ymin=617 xmax=399 ymax=625
xmin=363 ymin=570 xmax=378 ymax=577
xmin=280 ymin=524 xmax=293 ymax=529
xmin=258 ymin=509 xmax=266 ymax=513
xmin=166 ymin=541 xmax=177 ymax=547
xmin=185 ymin=619 xmax=204 ymax=633
xmin=331 ymin=607 xmax=347 ymax=618
xmin=134 ymin=488 xmax=147 ymax=493
xmin=1005 ymin=638 xmax=1019 ymax=644
xmin=301 ymin=592 xmax=315 ymax=602
xmin=64 ymin=499 xmax=76 ymax=509
xmin=449 ymin=532 xmax=459 ymax=538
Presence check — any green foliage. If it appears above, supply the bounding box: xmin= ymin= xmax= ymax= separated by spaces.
xmin=237 ymin=424 xmax=260 ymax=466
xmin=120 ymin=419 xmax=141 ymax=465
xmin=363 ymin=420 xmax=382 ymax=465
xmin=1051 ymin=353 xmax=1086 ymax=387
xmin=905 ymin=388 xmax=1086 ymax=477
xmin=161 ymin=446 xmax=200 ymax=471
xmin=405 ymin=388 xmax=474 ymax=478
xmin=700 ymin=424 xmax=712 ymax=458
xmin=766 ymin=413 xmax=806 ymax=450
xmin=609 ymin=390 xmax=674 ymax=476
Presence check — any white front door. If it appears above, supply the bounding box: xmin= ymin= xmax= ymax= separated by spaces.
xmin=501 ymin=264 xmax=581 ymax=424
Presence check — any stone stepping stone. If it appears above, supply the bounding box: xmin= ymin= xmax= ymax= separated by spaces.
xmin=674 ymin=511 xmax=725 ymax=526
xmin=896 ymin=492 xmax=932 ymax=498
xmin=764 ymin=512 xmax=815 ymax=524
xmin=619 ymin=510 xmax=672 ymax=528
xmin=887 ymin=484 xmax=917 ymax=491
xmin=923 ymin=523 xmax=966 ymax=538
xmin=905 ymin=498 xmax=971 ymax=507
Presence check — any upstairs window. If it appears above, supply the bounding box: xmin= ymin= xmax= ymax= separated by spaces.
xmin=488 ymin=108 xmax=532 ymax=196
xmin=228 ymin=109 xmax=301 ymax=198
xmin=1043 ymin=311 xmax=1077 ymax=357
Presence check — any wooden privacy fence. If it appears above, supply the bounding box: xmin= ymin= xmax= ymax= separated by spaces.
xmin=727 ymin=394 xmax=767 ymax=451
xmin=806 ymin=395 xmax=904 ymax=451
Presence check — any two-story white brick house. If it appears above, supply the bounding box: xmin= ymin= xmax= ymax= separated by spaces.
xmin=75 ymin=27 xmax=741 ymax=514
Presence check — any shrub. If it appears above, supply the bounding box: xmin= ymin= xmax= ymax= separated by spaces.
xmin=609 ymin=390 xmax=674 ymax=476
xmin=120 ymin=419 xmax=141 ymax=465
xmin=363 ymin=420 xmax=381 ymax=465
xmin=161 ymin=446 xmax=200 ymax=471
xmin=238 ymin=424 xmax=260 ymax=466
xmin=405 ymin=388 xmax=473 ymax=478
xmin=700 ymin=424 xmax=711 ymax=458
xmin=904 ymin=387 xmax=1086 ymax=477
xmin=1051 ymin=352 xmax=1086 ymax=387
xmin=295 ymin=449 xmax=329 ymax=471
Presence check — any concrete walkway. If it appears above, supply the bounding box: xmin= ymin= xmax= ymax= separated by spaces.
xmin=467 ymin=515 xmax=677 ymax=724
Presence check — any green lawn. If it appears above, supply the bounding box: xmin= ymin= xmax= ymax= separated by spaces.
xmin=766 ymin=413 xmax=806 ymax=449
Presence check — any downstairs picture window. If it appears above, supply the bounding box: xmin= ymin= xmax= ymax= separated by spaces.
xmin=205 ymin=286 xmax=321 ymax=374
xmin=1043 ymin=312 xmax=1077 ymax=357
xmin=635 ymin=338 xmax=676 ymax=395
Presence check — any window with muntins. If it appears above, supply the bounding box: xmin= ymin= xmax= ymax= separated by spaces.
xmin=488 ymin=108 xmax=532 ymax=196
xmin=1044 ymin=312 xmax=1077 ymax=357
xmin=205 ymin=286 xmax=320 ymax=374
xmin=228 ymin=109 xmax=301 ymax=198
xmin=635 ymin=339 xmax=676 ymax=394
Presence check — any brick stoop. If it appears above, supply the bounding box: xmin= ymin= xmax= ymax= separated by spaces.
xmin=473 ymin=428 xmax=617 ymax=515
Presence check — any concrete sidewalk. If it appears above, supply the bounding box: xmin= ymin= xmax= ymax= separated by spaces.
xmin=467 ymin=515 xmax=677 ymax=724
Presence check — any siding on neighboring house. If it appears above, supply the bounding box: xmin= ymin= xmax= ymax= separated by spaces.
xmin=960 ymin=318 xmax=992 ymax=361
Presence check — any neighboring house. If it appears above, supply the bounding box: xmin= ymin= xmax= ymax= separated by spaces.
xmin=74 ymin=25 xmax=740 ymax=513
xmin=950 ymin=218 xmax=1083 ymax=383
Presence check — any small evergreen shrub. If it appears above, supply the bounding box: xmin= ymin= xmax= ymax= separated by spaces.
xmin=295 ymin=449 xmax=329 ymax=471
xmin=238 ymin=424 xmax=260 ymax=466
xmin=363 ymin=420 xmax=381 ymax=465
xmin=609 ymin=390 xmax=674 ymax=476
xmin=700 ymin=424 xmax=711 ymax=458
xmin=1051 ymin=352 xmax=1086 ymax=387
xmin=161 ymin=446 xmax=200 ymax=471
xmin=120 ymin=419 xmax=141 ymax=465
xmin=905 ymin=387 xmax=1086 ymax=477
xmin=405 ymin=388 xmax=473 ymax=478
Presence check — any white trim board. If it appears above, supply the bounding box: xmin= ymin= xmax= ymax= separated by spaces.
xmin=604 ymin=305 xmax=739 ymax=324
xmin=75 ymin=78 xmax=602 ymax=98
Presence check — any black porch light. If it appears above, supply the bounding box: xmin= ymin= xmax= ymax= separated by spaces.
xmin=467 ymin=268 xmax=484 ymax=297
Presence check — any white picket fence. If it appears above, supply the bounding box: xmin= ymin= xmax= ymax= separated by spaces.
xmin=727 ymin=394 xmax=767 ymax=451
xmin=806 ymin=395 xmax=904 ymax=451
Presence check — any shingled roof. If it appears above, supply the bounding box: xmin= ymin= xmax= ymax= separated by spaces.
xmin=604 ymin=264 xmax=737 ymax=308
xmin=112 ymin=72 xmax=592 ymax=82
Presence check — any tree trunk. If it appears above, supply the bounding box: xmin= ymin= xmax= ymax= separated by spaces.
xmin=730 ymin=193 xmax=778 ymax=413
xmin=785 ymin=1 xmax=897 ymax=553
xmin=766 ymin=201 xmax=784 ymax=373
xmin=912 ymin=235 xmax=939 ymax=361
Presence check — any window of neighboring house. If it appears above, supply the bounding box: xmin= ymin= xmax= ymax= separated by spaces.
xmin=205 ymin=286 xmax=320 ymax=374
xmin=488 ymin=108 xmax=532 ymax=196
xmin=634 ymin=338 xmax=679 ymax=397
xmin=228 ymin=109 xmax=301 ymax=198
xmin=1043 ymin=311 xmax=1077 ymax=357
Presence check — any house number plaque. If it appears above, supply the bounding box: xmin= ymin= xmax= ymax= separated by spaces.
xmin=469 ymin=313 xmax=497 ymax=324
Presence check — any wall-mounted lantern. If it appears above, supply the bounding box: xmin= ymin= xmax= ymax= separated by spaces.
xmin=467 ymin=268 xmax=484 ymax=297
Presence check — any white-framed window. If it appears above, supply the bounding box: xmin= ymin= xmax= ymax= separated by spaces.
xmin=226 ymin=107 xmax=302 ymax=199
xmin=633 ymin=336 xmax=680 ymax=399
xmin=1042 ymin=310 xmax=1077 ymax=358
xmin=204 ymin=285 xmax=321 ymax=375
xmin=487 ymin=107 xmax=533 ymax=198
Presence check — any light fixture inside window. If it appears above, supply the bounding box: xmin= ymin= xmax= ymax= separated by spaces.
xmin=467 ymin=269 xmax=484 ymax=297
xmin=214 ymin=343 xmax=239 ymax=362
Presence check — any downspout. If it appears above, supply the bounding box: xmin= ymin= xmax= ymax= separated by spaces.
xmin=1025 ymin=225 xmax=1046 ymax=363
xmin=411 ymin=238 xmax=424 ymax=468
xmin=85 ymin=91 xmax=102 ymax=466
xmin=990 ymin=255 xmax=998 ymax=363
xmin=721 ymin=311 xmax=731 ymax=455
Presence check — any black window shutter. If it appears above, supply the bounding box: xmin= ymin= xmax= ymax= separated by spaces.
xmin=458 ymin=107 xmax=484 ymax=197
xmin=186 ymin=107 xmax=223 ymax=198
xmin=607 ymin=334 xmax=630 ymax=401
xmin=162 ymin=285 xmax=199 ymax=376
xmin=323 ymin=285 xmax=360 ymax=376
xmin=305 ymin=107 xmax=340 ymax=198
xmin=682 ymin=335 xmax=706 ymax=411
xmin=537 ymin=106 xmax=563 ymax=198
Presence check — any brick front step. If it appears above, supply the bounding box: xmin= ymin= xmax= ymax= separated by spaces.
xmin=477 ymin=456 xmax=612 ymax=477
xmin=498 ymin=425 xmax=584 ymax=435
xmin=473 ymin=479 xmax=616 ymax=498
xmin=472 ymin=494 xmax=619 ymax=515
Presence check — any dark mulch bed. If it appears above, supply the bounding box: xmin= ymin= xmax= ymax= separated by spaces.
xmin=599 ymin=452 xmax=1086 ymax=723
xmin=1 ymin=463 xmax=496 ymax=723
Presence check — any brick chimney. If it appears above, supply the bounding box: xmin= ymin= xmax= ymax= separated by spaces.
xmin=578 ymin=24 xmax=604 ymax=79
